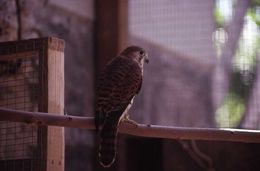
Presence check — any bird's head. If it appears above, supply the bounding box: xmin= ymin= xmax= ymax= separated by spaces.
xmin=120 ymin=46 xmax=149 ymax=65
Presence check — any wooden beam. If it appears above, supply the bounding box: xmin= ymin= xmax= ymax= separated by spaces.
xmin=95 ymin=0 xmax=128 ymax=72
xmin=45 ymin=38 xmax=65 ymax=171
xmin=1 ymin=108 xmax=260 ymax=143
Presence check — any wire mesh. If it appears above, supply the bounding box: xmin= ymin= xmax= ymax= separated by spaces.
xmin=128 ymin=0 xmax=259 ymax=129
xmin=0 ymin=53 xmax=41 ymax=171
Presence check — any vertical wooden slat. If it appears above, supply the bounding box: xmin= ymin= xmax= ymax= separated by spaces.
xmin=37 ymin=38 xmax=49 ymax=171
xmin=45 ymin=37 xmax=65 ymax=171
xmin=34 ymin=37 xmax=65 ymax=171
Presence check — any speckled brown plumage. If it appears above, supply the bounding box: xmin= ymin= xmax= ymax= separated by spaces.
xmin=95 ymin=46 xmax=148 ymax=167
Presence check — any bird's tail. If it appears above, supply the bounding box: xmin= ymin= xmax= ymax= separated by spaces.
xmin=98 ymin=113 xmax=121 ymax=167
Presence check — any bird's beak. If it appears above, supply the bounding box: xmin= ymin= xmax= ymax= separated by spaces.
xmin=144 ymin=53 xmax=149 ymax=63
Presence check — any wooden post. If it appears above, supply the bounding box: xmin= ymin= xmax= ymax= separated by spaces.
xmin=95 ymin=2 xmax=128 ymax=169
xmin=45 ymin=38 xmax=65 ymax=171
xmin=95 ymin=0 xmax=128 ymax=72
xmin=36 ymin=37 xmax=65 ymax=171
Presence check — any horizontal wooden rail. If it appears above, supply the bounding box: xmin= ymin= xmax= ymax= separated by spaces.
xmin=0 ymin=107 xmax=260 ymax=143
xmin=0 ymin=107 xmax=94 ymax=129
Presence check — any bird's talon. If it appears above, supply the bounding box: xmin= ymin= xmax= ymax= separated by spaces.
xmin=121 ymin=116 xmax=138 ymax=127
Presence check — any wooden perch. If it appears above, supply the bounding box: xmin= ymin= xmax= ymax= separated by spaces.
xmin=0 ymin=107 xmax=260 ymax=143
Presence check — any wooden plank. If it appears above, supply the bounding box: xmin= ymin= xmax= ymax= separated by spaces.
xmin=45 ymin=37 xmax=65 ymax=171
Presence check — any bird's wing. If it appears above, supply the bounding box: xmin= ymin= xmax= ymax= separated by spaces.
xmin=95 ymin=56 xmax=142 ymax=167
xmin=95 ymin=56 xmax=142 ymax=131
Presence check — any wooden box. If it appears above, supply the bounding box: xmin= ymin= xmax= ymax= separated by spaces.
xmin=0 ymin=37 xmax=64 ymax=171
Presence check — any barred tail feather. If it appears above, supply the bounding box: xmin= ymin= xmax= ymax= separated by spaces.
xmin=98 ymin=114 xmax=120 ymax=167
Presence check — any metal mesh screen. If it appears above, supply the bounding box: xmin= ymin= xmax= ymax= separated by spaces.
xmin=0 ymin=52 xmax=42 ymax=171
xmin=129 ymin=0 xmax=215 ymax=60
xmin=129 ymin=0 xmax=259 ymax=129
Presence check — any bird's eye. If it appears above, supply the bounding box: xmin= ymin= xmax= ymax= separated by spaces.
xmin=139 ymin=50 xmax=144 ymax=55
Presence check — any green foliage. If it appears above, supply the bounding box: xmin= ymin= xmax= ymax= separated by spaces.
xmin=215 ymin=0 xmax=260 ymax=128
xmin=216 ymin=54 xmax=257 ymax=128
xmin=230 ymin=70 xmax=255 ymax=99
xmin=247 ymin=9 xmax=260 ymax=27
xmin=216 ymin=92 xmax=245 ymax=128
xmin=216 ymin=57 xmax=257 ymax=128
xmin=250 ymin=0 xmax=260 ymax=8
xmin=214 ymin=8 xmax=226 ymax=28
xmin=248 ymin=0 xmax=260 ymax=27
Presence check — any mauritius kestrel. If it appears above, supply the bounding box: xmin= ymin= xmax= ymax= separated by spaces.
xmin=95 ymin=46 xmax=148 ymax=167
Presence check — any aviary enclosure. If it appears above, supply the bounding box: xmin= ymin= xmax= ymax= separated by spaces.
xmin=0 ymin=0 xmax=260 ymax=171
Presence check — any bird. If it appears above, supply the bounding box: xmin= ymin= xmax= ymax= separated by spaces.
xmin=95 ymin=46 xmax=149 ymax=168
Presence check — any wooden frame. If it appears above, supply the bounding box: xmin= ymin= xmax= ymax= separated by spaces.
xmin=0 ymin=37 xmax=64 ymax=171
